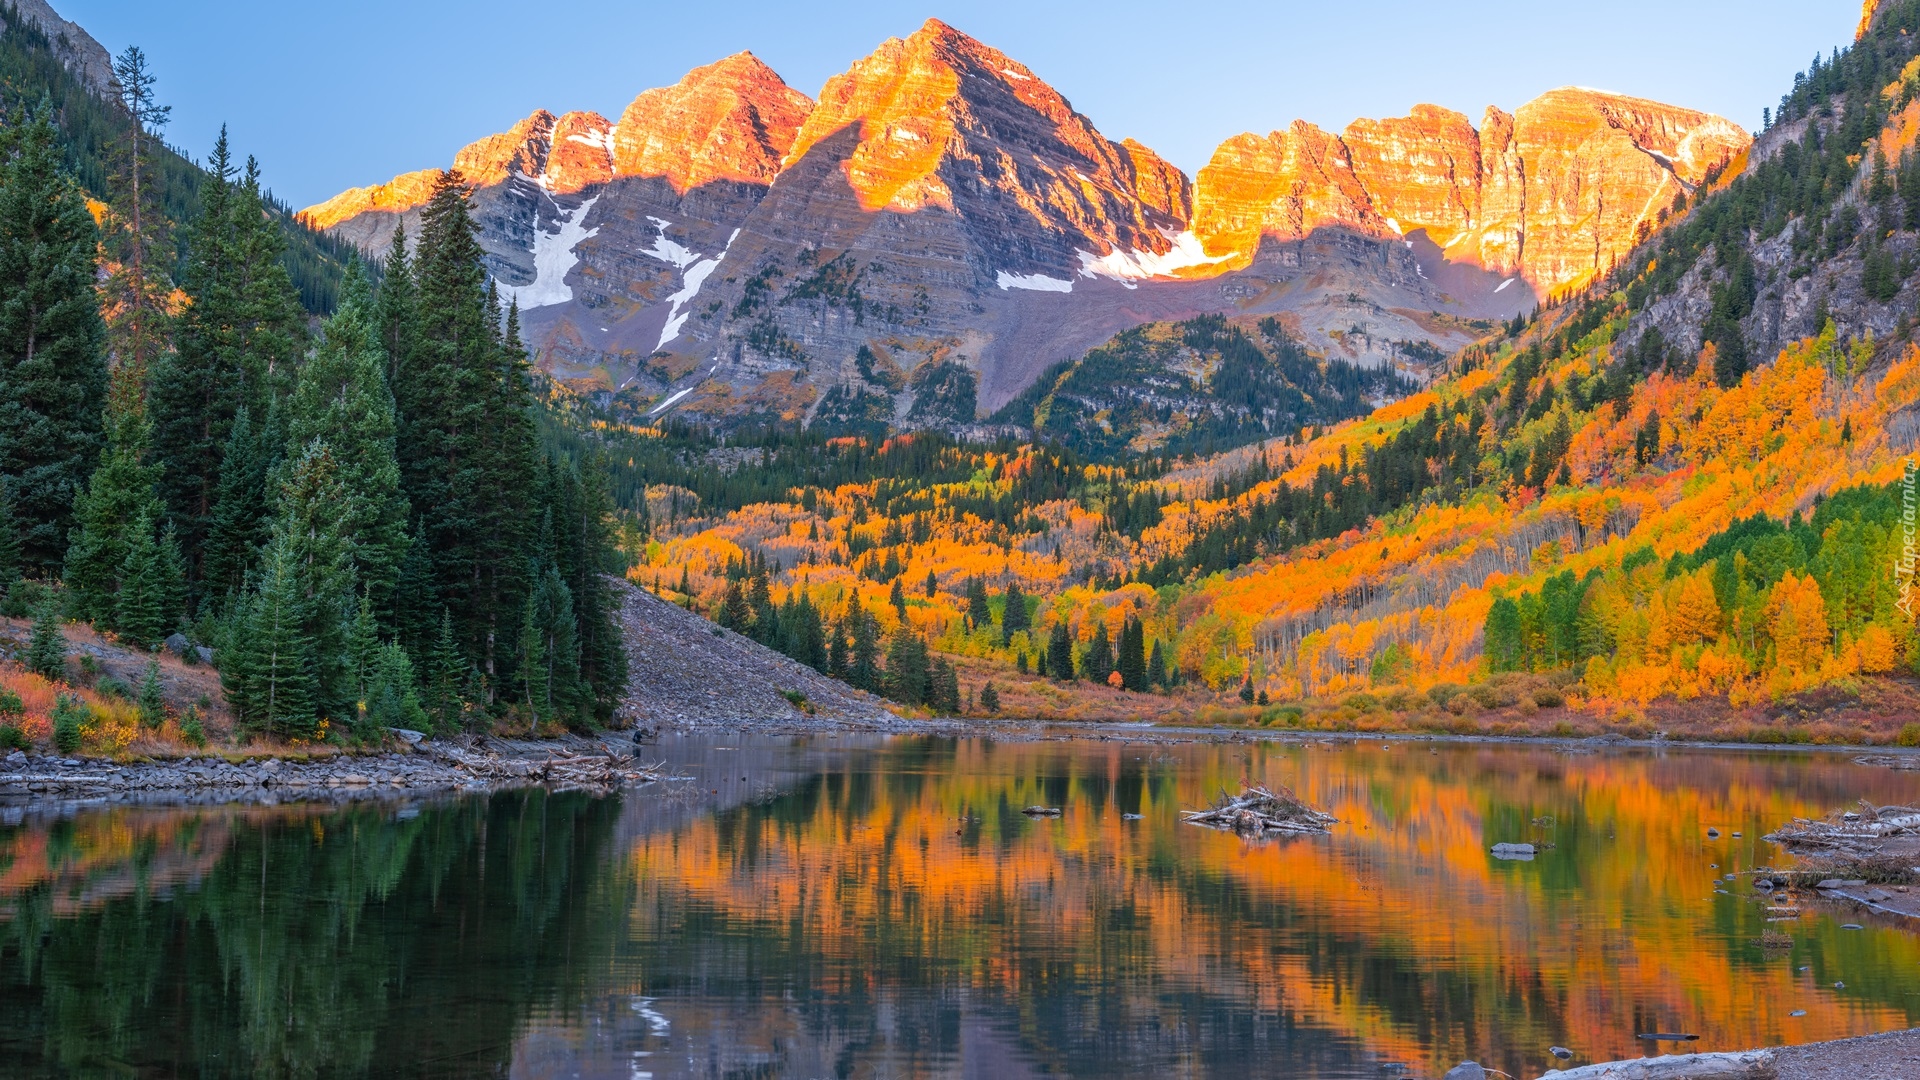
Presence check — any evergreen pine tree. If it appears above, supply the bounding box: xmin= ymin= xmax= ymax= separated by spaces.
xmin=1046 ymin=622 xmax=1074 ymax=681
xmin=137 ymin=657 xmax=165 ymax=729
xmin=0 ymin=106 xmax=108 ymax=570
xmin=64 ymin=359 xmax=166 ymax=629
xmin=152 ymin=134 xmax=305 ymax=602
xmin=115 ymin=513 xmax=166 ymax=646
xmin=847 ymin=599 xmax=881 ymax=691
xmin=375 ymin=223 xmax=416 ymax=387
xmin=424 ymin=607 xmax=466 ymax=732
xmin=345 ymin=592 xmax=380 ymax=718
xmin=390 ymin=520 xmax=439 ymax=665
xmin=284 ymin=261 xmax=411 ymax=620
xmin=541 ymin=453 xmax=626 ymax=721
xmin=517 ymin=585 xmax=548 ymax=723
xmin=1146 ymin=639 xmax=1168 ymax=689
xmin=397 ymin=170 xmax=538 ymax=694
xmin=937 ymin=660 xmax=961 ymax=713
xmin=828 ymin=612 xmax=850 ymax=677
xmin=0 ymin=483 xmax=18 ymax=594
xmin=266 ymin=441 xmax=358 ymax=721
xmin=366 ymin=641 xmax=428 ymax=732
xmin=226 ymin=537 xmax=317 ymax=741
xmin=748 ymin=567 xmax=775 ymax=643
xmin=199 ymin=405 xmax=271 ymax=606
xmin=1118 ymin=616 xmax=1147 ymax=692
xmin=966 ymin=576 xmax=992 ymax=630
xmin=884 ymin=630 xmax=930 ymax=706
xmin=979 ymin=681 xmax=1000 ymax=714
xmin=720 ymin=580 xmax=751 ymax=631
xmin=26 ymin=602 xmax=65 ymax=681
xmin=104 ymin=47 xmax=174 ymax=382
xmin=1084 ymin=623 xmax=1115 ymax=685
xmin=1000 ymin=581 xmax=1029 ymax=644
xmin=519 ymin=559 xmax=581 ymax=724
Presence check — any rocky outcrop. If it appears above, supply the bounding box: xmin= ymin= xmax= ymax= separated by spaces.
xmin=1193 ymin=89 xmax=1749 ymax=297
xmin=612 ymin=52 xmax=812 ymax=190
xmin=0 ymin=0 xmax=117 ymax=99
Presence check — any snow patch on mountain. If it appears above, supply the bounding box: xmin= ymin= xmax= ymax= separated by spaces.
xmin=642 ymin=217 xmax=702 ymax=268
xmin=655 ymin=230 xmax=742 ymax=352
xmin=503 ymin=194 xmax=600 ymax=310
xmin=1075 ymin=231 xmax=1232 ymax=286
xmin=997 ymin=270 xmax=1073 ymax=293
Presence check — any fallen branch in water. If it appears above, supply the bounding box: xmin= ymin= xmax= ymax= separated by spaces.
xmin=1182 ymin=784 xmax=1336 ymax=836
xmin=431 ymin=742 xmax=665 ymax=791
xmin=1764 ymin=801 xmax=1920 ymax=855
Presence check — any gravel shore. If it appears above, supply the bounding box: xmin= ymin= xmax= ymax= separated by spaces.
xmin=1535 ymin=1027 xmax=1920 ymax=1078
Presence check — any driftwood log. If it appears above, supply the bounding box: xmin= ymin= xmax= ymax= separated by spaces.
xmin=1533 ymin=1049 xmax=1775 ymax=1079
xmin=432 ymin=742 xmax=664 ymax=792
xmin=1182 ymin=784 xmax=1336 ymax=836
xmin=1763 ymin=801 xmax=1920 ymax=856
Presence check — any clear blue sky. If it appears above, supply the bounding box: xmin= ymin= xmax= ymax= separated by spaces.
xmin=58 ymin=0 xmax=1863 ymax=210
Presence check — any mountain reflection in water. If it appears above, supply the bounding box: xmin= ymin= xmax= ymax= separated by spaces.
xmin=2 ymin=734 xmax=1916 ymax=1079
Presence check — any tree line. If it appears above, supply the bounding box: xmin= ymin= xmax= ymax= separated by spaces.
xmin=0 ymin=64 xmax=625 ymax=743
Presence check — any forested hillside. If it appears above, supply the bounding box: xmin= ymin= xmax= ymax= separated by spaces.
xmin=0 ymin=3 xmax=356 ymax=312
xmin=0 ymin=75 xmax=628 ymax=754
xmin=611 ymin=1 xmax=1920 ymax=740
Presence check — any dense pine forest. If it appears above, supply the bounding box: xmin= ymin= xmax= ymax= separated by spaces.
xmin=0 ymin=31 xmax=625 ymax=750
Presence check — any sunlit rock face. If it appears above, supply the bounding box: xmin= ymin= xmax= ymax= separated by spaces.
xmin=301 ymin=24 xmax=1744 ymax=427
xmin=1192 ymin=89 xmax=1750 ymax=297
xmin=612 ymin=52 xmax=814 ymax=192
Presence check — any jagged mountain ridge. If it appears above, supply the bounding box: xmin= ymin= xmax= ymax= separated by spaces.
xmin=303 ymin=18 xmax=1748 ymax=428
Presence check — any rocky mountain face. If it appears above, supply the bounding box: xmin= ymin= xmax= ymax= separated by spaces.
xmin=1191 ymin=91 xmax=1749 ymax=299
xmin=0 ymin=0 xmax=118 ymax=98
xmin=1613 ymin=0 xmax=1920 ymax=384
xmin=304 ymin=19 xmax=1747 ymax=433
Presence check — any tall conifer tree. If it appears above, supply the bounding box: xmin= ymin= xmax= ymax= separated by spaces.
xmin=104 ymin=46 xmax=174 ymax=378
xmin=0 ymin=106 xmax=108 ymax=570
xmin=152 ymin=133 xmax=304 ymax=601
xmin=65 ymin=360 xmax=169 ymax=630
xmin=396 ymin=170 xmax=538 ymax=692
xmin=267 ymin=441 xmax=358 ymax=720
xmin=285 ymin=263 xmax=410 ymax=618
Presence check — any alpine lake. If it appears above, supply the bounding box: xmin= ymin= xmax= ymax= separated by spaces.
xmin=2 ymin=733 xmax=1917 ymax=1079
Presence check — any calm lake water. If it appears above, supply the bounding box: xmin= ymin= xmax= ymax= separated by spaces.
xmin=2 ymin=734 xmax=1918 ymax=1079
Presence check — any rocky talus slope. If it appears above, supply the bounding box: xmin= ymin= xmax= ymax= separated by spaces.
xmin=611 ymin=579 xmax=895 ymax=727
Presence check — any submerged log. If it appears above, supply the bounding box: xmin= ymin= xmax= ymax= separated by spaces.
xmin=1182 ymin=784 xmax=1336 ymax=836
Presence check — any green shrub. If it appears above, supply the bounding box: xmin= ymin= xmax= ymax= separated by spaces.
xmin=0 ymin=725 xmax=27 ymax=751
xmin=95 ymin=676 xmax=129 ymax=700
xmin=180 ymin=705 xmax=206 ymax=748
xmin=1343 ymin=692 xmax=1381 ymax=713
xmin=1533 ymin=688 xmax=1566 ymax=708
xmin=25 ymin=604 xmax=65 ymax=681
xmin=1427 ymin=683 xmax=1463 ymax=706
xmin=51 ymin=694 xmax=84 ymax=754
xmin=1898 ymin=723 xmax=1920 ymax=747
xmin=0 ymin=687 xmax=22 ymax=723
xmin=0 ymin=578 xmax=52 ymax=619
xmin=1382 ymin=688 xmax=1422 ymax=712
